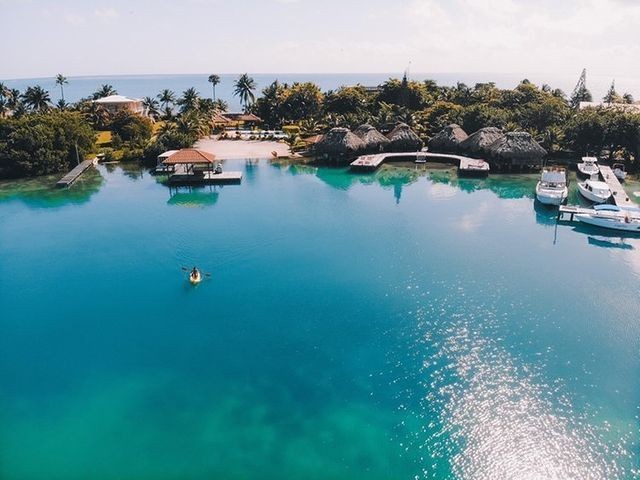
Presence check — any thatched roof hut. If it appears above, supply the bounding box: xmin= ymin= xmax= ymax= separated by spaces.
xmin=459 ymin=127 xmax=505 ymax=155
xmin=314 ymin=128 xmax=364 ymax=159
xmin=486 ymin=131 xmax=547 ymax=166
xmin=353 ymin=124 xmax=390 ymax=153
xmin=386 ymin=123 xmax=424 ymax=152
xmin=428 ymin=124 xmax=468 ymax=153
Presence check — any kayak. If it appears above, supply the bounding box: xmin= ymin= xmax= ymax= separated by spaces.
xmin=189 ymin=271 xmax=202 ymax=284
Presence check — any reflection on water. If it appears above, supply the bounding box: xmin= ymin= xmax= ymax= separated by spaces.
xmin=167 ymin=187 xmax=220 ymax=208
xmin=588 ymin=236 xmax=634 ymax=250
xmin=397 ymin=281 xmax=632 ymax=480
xmin=0 ymin=169 xmax=104 ymax=209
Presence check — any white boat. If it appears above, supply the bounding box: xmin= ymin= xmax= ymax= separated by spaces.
xmin=576 ymin=204 xmax=640 ymax=232
xmin=577 ymin=157 xmax=600 ymax=178
xmin=577 ymin=179 xmax=611 ymax=203
xmin=612 ymin=163 xmax=627 ymax=182
xmin=535 ymin=167 xmax=568 ymax=206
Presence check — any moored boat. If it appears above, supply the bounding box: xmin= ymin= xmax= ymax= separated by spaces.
xmin=577 ymin=156 xmax=600 ymax=178
xmin=535 ymin=167 xmax=568 ymax=206
xmin=577 ymin=179 xmax=611 ymax=203
xmin=576 ymin=204 xmax=640 ymax=232
xmin=612 ymin=163 xmax=627 ymax=182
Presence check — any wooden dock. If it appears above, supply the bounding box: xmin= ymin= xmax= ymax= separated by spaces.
xmin=599 ymin=165 xmax=633 ymax=207
xmin=350 ymin=151 xmax=489 ymax=175
xmin=168 ymin=171 xmax=243 ymax=185
xmin=557 ymin=205 xmax=596 ymax=221
xmin=56 ymin=158 xmax=97 ymax=188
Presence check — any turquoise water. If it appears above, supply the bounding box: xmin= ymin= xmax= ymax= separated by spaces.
xmin=1 ymin=162 xmax=639 ymax=479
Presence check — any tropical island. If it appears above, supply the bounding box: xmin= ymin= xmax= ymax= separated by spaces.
xmin=0 ymin=70 xmax=639 ymax=180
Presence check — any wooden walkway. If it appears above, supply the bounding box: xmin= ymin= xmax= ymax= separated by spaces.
xmin=56 ymin=158 xmax=97 ymax=188
xmin=599 ymin=165 xmax=634 ymax=207
xmin=169 ymin=171 xmax=243 ymax=185
xmin=557 ymin=205 xmax=597 ymax=221
xmin=350 ymin=151 xmax=489 ymax=174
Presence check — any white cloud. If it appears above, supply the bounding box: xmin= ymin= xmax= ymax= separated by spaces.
xmin=94 ymin=7 xmax=119 ymax=22
xmin=64 ymin=13 xmax=85 ymax=26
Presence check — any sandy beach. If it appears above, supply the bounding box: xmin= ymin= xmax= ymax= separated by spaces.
xmin=195 ymin=139 xmax=291 ymax=160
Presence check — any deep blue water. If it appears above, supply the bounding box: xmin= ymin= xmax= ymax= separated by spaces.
xmin=3 ymin=72 xmax=638 ymax=111
xmin=0 ymin=163 xmax=639 ymax=479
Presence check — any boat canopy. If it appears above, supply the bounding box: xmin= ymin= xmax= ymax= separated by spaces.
xmin=541 ymin=169 xmax=566 ymax=184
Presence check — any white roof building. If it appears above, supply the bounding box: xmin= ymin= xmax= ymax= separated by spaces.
xmin=93 ymin=95 xmax=147 ymax=115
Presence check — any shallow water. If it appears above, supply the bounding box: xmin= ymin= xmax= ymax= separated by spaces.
xmin=0 ymin=162 xmax=638 ymax=480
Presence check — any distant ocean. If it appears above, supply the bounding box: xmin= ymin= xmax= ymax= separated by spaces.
xmin=2 ymin=73 xmax=639 ymax=112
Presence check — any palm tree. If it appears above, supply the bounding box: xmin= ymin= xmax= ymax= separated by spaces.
xmin=56 ymin=99 xmax=68 ymax=110
xmin=22 ymin=85 xmax=51 ymax=112
xmin=0 ymin=82 xmax=7 ymax=101
xmin=93 ymin=84 xmax=117 ymax=100
xmin=208 ymin=74 xmax=221 ymax=101
xmin=55 ymin=74 xmax=68 ymax=102
xmin=6 ymin=88 xmax=21 ymax=111
xmin=233 ymin=74 xmax=256 ymax=112
xmin=157 ymin=89 xmax=175 ymax=110
xmin=213 ymin=99 xmax=229 ymax=112
xmin=178 ymin=87 xmax=200 ymax=113
xmin=142 ymin=96 xmax=160 ymax=119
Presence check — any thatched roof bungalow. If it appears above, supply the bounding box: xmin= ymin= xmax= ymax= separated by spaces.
xmin=353 ymin=124 xmax=390 ymax=153
xmin=428 ymin=124 xmax=468 ymax=153
xmin=459 ymin=127 xmax=505 ymax=155
xmin=486 ymin=131 xmax=547 ymax=167
xmin=386 ymin=123 xmax=424 ymax=152
xmin=314 ymin=128 xmax=364 ymax=161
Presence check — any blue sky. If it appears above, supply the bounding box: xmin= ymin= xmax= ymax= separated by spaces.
xmin=2 ymin=0 xmax=640 ymax=81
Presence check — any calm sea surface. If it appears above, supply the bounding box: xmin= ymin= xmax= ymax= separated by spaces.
xmin=3 ymin=73 xmax=639 ymax=111
xmin=0 ymin=162 xmax=639 ymax=479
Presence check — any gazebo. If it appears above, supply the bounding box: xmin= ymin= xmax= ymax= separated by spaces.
xmin=162 ymin=148 xmax=216 ymax=182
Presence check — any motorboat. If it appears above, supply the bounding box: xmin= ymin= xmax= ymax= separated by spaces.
xmin=576 ymin=204 xmax=640 ymax=232
xmin=577 ymin=157 xmax=600 ymax=178
xmin=612 ymin=163 xmax=627 ymax=182
xmin=577 ymin=179 xmax=611 ymax=203
xmin=535 ymin=167 xmax=568 ymax=206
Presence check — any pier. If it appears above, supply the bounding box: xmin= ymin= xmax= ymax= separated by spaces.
xmin=557 ymin=205 xmax=597 ymax=221
xmin=168 ymin=171 xmax=243 ymax=185
xmin=350 ymin=152 xmax=489 ymax=175
xmin=599 ymin=165 xmax=633 ymax=207
xmin=56 ymin=158 xmax=97 ymax=188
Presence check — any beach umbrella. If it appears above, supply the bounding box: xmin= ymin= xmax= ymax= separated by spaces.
xmin=459 ymin=127 xmax=505 ymax=155
xmin=428 ymin=124 xmax=468 ymax=153
xmin=386 ymin=123 xmax=424 ymax=152
xmin=353 ymin=124 xmax=390 ymax=153
xmin=486 ymin=131 xmax=547 ymax=166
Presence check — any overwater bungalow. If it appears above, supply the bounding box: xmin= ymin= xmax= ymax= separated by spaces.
xmin=314 ymin=127 xmax=364 ymax=162
xmin=459 ymin=127 xmax=505 ymax=156
xmin=428 ymin=124 xmax=468 ymax=153
xmin=353 ymin=124 xmax=390 ymax=153
xmin=487 ymin=131 xmax=547 ymax=170
xmin=386 ymin=123 xmax=424 ymax=152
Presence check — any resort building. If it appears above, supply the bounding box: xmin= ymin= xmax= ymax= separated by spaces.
xmin=212 ymin=112 xmax=262 ymax=129
xmin=93 ymin=95 xmax=147 ymax=116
